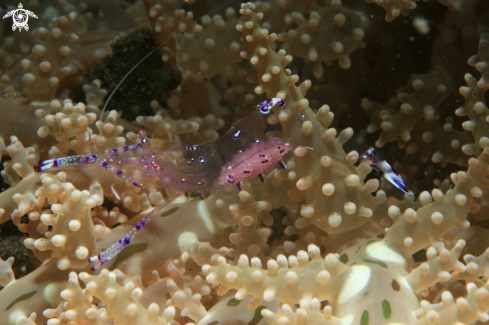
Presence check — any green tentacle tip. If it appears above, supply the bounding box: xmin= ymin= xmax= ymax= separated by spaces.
xmin=382 ymin=299 xmax=391 ymax=319
xmin=161 ymin=207 xmax=179 ymax=217
xmin=363 ymin=259 xmax=388 ymax=268
xmin=227 ymin=298 xmax=242 ymax=306
xmin=6 ymin=291 xmax=37 ymax=311
xmin=340 ymin=253 xmax=349 ymax=264
xmin=361 ymin=310 xmax=369 ymax=325
xmin=109 ymin=242 xmax=148 ymax=270
xmin=366 ymin=239 xmax=376 ymax=246
xmin=249 ymin=306 xmax=266 ymax=325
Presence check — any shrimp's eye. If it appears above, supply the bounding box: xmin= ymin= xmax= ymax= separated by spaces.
xmin=152 ymin=162 xmax=160 ymax=170
xmin=138 ymin=130 xmax=146 ymax=136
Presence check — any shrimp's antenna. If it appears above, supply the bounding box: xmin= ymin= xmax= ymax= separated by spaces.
xmin=98 ymin=41 xmax=166 ymax=123
xmin=98 ymin=0 xmax=239 ymax=124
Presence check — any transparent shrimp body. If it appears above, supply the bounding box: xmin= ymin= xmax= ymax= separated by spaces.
xmin=37 ymin=98 xmax=288 ymax=191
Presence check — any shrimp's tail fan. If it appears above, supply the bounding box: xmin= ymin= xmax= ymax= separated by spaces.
xmin=359 ymin=147 xmax=410 ymax=195
xmin=36 ymin=155 xmax=98 ymax=172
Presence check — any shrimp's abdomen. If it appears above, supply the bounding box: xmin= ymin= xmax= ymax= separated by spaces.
xmin=217 ymin=137 xmax=291 ymax=186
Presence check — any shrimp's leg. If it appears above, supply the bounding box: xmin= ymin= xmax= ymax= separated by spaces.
xmin=36 ymin=140 xmax=146 ymax=173
xmin=106 ymin=142 xmax=144 ymax=157
xmin=88 ymin=190 xmax=183 ymax=270
xmin=98 ymin=159 xmax=143 ymax=188
xmin=36 ymin=155 xmax=98 ymax=172
xmin=99 ymin=132 xmax=156 ymax=188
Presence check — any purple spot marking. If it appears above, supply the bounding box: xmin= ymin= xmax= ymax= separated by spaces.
xmin=278 ymin=99 xmax=285 ymax=107
xmin=90 ymin=266 xmax=96 ymax=271
xmin=123 ymin=236 xmax=131 ymax=244
xmin=100 ymin=162 xmax=109 ymax=168
xmin=299 ymin=112 xmax=306 ymax=120
xmin=109 ymin=148 xmax=118 ymax=153
xmin=122 ymin=146 xmax=130 ymax=152
xmin=280 ymin=149 xmax=285 ymax=154
xmin=142 ymin=138 xmax=147 ymax=144
xmin=131 ymin=181 xmax=142 ymax=188
xmin=236 ymin=182 xmax=241 ymax=191
xmin=199 ymin=157 xmax=205 ymax=164
xmin=233 ymin=130 xmax=241 ymax=140
xmin=260 ymin=103 xmax=271 ymax=114
xmin=135 ymin=222 xmax=144 ymax=230
xmin=53 ymin=160 xmax=58 ymax=167
xmin=116 ymin=170 xmax=123 ymax=175
xmin=258 ymin=174 xmax=265 ymax=183
xmin=261 ymin=159 xmax=269 ymax=164
xmin=259 ymin=154 xmax=265 ymax=157
xmin=134 ymin=143 xmax=141 ymax=147
xmin=244 ymin=169 xmax=251 ymax=174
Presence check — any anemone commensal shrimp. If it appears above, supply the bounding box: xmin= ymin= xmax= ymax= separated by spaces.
xmin=36 ymin=96 xmax=410 ymax=270
xmin=36 ymin=98 xmax=296 ymax=269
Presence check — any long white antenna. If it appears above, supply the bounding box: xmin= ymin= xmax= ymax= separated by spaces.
xmin=97 ymin=41 xmax=166 ymax=123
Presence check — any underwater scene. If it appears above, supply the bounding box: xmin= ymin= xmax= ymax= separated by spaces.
xmin=1 ymin=0 xmax=489 ymax=324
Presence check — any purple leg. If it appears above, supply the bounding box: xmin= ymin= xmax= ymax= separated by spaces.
xmin=36 ymin=155 xmax=98 ymax=172
xmin=88 ymin=191 xmax=183 ymax=270
xmin=106 ymin=143 xmax=142 ymax=159
xmin=98 ymin=160 xmax=142 ymax=188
